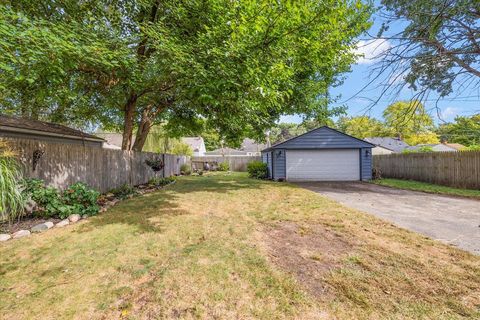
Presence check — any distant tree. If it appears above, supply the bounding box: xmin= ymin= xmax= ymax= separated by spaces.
xmin=171 ymin=142 xmax=193 ymax=157
xmin=437 ymin=114 xmax=480 ymax=147
xmin=383 ymin=101 xmax=438 ymax=144
xmin=377 ymin=0 xmax=480 ymax=99
xmin=336 ymin=116 xmax=389 ymax=139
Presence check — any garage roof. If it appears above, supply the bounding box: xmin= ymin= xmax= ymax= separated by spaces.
xmin=263 ymin=126 xmax=374 ymax=151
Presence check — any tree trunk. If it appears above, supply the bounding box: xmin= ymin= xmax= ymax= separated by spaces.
xmin=122 ymin=93 xmax=138 ymax=150
xmin=132 ymin=110 xmax=152 ymax=152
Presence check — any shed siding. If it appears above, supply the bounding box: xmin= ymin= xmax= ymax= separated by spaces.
xmin=261 ymin=151 xmax=273 ymax=179
xmin=273 ymin=149 xmax=286 ymax=180
xmin=360 ymin=148 xmax=372 ymax=180
xmin=275 ymin=127 xmax=372 ymax=149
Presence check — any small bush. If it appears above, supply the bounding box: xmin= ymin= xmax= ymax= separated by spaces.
xmin=63 ymin=182 xmax=100 ymax=217
xmin=372 ymin=167 xmax=382 ymax=180
xmin=218 ymin=162 xmax=229 ymax=171
xmin=111 ymin=184 xmax=137 ymax=200
xmin=148 ymin=176 xmax=176 ymax=187
xmin=23 ymin=179 xmax=68 ymax=218
xmin=247 ymin=161 xmax=268 ymax=179
xmin=180 ymin=163 xmax=191 ymax=175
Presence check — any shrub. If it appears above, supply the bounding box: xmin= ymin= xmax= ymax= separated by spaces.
xmin=218 ymin=161 xmax=229 ymax=171
xmin=0 ymin=155 xmax=26 ymax=222
xmin=148 ymin=176 xmax=176 ymax=187
xmin=63 ymin=182 xmax=100 ymax=217
xmin=180 ymin=163 xmax=191 ymax=175
xmin=247 ymin=161 xmax=268 ymax=179
xmin=111 ymin=184 xmax=137 ymax=200
xmin=23 ymin=179 xmax=70 ymax=218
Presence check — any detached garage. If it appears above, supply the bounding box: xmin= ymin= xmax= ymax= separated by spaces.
xmin=261 ymin=126 xmax=374 ymax=181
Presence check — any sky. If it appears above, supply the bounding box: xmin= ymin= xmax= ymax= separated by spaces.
xmin=280 ymin=3 xmax=479 ymax=125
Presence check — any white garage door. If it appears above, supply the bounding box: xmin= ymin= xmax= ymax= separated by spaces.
xmin=286 ymin=149 xmax=360 ymax=181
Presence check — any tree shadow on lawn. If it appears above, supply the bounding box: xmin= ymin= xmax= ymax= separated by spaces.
xmin=76 ymin=174 xmax=281 ymax=235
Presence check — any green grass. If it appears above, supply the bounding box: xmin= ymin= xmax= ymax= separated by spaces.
xmin=373 ymin=178 xmax=480 ymax=199
xmin=0 ymin=172 xmax=479 ymax=319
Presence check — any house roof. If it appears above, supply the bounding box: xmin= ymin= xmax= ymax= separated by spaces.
xmin=404 ymin=143 xmax=458 ymax=152
xmin=205 ymin=147 xmax=247 ymax=156
xmin=444 ymin=143 xmax=465 ymax=150
xmin=364 ymin=137 xmax=409 ymax=153
xmin=240 ymin=138 xmax=266 ymax=152
xmin=0 ymin=114 xmax=104 ymax=142
xmin=182 ymin=137 xmax=205 ymax=152
xmin=263 ymin=126 xmax=375 ymax=151
xmin=95 ymin=133 xmax=126 ymax=147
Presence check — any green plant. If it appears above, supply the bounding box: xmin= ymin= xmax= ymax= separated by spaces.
xmin=111 ymin=184 xmax=137 ymax=200
xmin=218 ymin=162 xmax=229 ymax=171
xmin=0 ymin=141 xmax=25 ymax=222
xmin=180 ymin=163 xmax=191 ymax=175
xmin=23 ymin=179 xmax=71 ymax=218
xmin=63 ymin=182 xmax=100 ymax=217
xmin=247 ymin=161 xmax=268 ymax=179
xmin=148 ymin=176 xmax=176 ymax=187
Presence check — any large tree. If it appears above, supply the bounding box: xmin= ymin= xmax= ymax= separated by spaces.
xmin=0 ymin=1 xmax=371 ymax=151
xmin=336 ymin=115 xmax=389 ymax=138
xmin=437 ymin=114 xmax=480 ymax=146
xmin=383 ymin=101 xmax=438 ymax=144
xmin=377 ymin=0 xmax=480 ymax=98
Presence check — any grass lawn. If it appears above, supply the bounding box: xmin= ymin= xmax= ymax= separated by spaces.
xmin=373 ymin=178 xmax=480 ymax=199
xmin=1 ymin=173 xmax=479 ymax=319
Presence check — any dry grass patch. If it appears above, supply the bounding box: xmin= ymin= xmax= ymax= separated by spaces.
xmin=0 ymin=172 xmax=479 ymax=319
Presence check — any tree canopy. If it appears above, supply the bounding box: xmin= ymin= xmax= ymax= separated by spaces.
xmin=382 ymin=101 xmax=438 ymax=144
xmin=0 ymin=1 xmax=372 ymax=151
xmin=437 ymin=114 xmax=480 ymax=147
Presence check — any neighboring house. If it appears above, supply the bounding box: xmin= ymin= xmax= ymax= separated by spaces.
xmin=96 ymin=132 xmax=127 ymax=149
xmin=404 ymin=143 xmax=463 ymax=152
xmin=371 ymin=145 xmax=394 ymax=155
xmin=364 ymin=137 xmax=409 ymax=153
xmin=0 ymin=114 xmax=104 ymax=147
xmin=262 ymin=126 xmax=374 ymax=181
xmin=205 ymin=147 xmax=246 ymax=156
xmin=182 ymin=137 xmax=206 ymax=156
xmin=240 ymin=138 xmax=267 ymax=156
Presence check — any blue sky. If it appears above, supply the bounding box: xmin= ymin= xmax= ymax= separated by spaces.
xmin=280 ymin=4 xmax=479 ymax=125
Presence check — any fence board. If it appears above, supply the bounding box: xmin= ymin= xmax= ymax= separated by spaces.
xmin=4 ymin=138 xmax=188 ymax=193
xmin=191 ymin=155 xmax=261 ymax=172
xmin=373 ymin=151 xmax=480 ymax=189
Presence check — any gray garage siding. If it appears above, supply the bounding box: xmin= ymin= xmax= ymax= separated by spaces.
xmin=360 ymin=148 xmax=372 ymax=180
xmin=273 ymin=149 xmax=286 ymax=180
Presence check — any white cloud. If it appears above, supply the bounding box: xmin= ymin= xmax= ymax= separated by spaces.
xmin=354 ymin=39 xmax=391 ymax=65
xmin=440 ymin=107 xmax=459 ymax=121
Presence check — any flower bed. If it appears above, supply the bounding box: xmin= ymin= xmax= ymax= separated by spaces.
xmin=0 ymin=176 xmax=176 ymax=242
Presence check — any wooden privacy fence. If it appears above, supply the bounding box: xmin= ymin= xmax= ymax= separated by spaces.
xmin=6 ymin=138 xmax=188 ymax=193
xmin=373 ymin=151 xmax=480 ymax=189
xmin=191 ymin=155 xmax=261 ymax=172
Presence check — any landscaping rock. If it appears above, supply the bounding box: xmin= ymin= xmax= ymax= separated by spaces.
xmin=82 ymin=214 xmax=88 ymax=219
xmin=12 ymin=230 xmax=31 ymax=239
xmin=31 ymin=223 xmax=50 ymax=233
xmin=44 ymin=221 xmax=54 ymax=229
xmin=0 ymin=234 xmax=11 ymax=242
xmin=24 ymin=199 xmax=37 ymax=214
xmin=68 ymin=214 xmax=81 ymax=223
xmin=55 ymin=219 xmax=69 ymax=228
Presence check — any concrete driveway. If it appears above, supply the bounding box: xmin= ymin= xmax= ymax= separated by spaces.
xmin=296 ymin=182 xmax=480 ymax=255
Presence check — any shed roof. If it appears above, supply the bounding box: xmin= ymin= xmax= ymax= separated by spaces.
xmin=0 ymin=114 xmax=104 ymax=142
xmin=263 ymin=126 xmax=374 ymax=151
